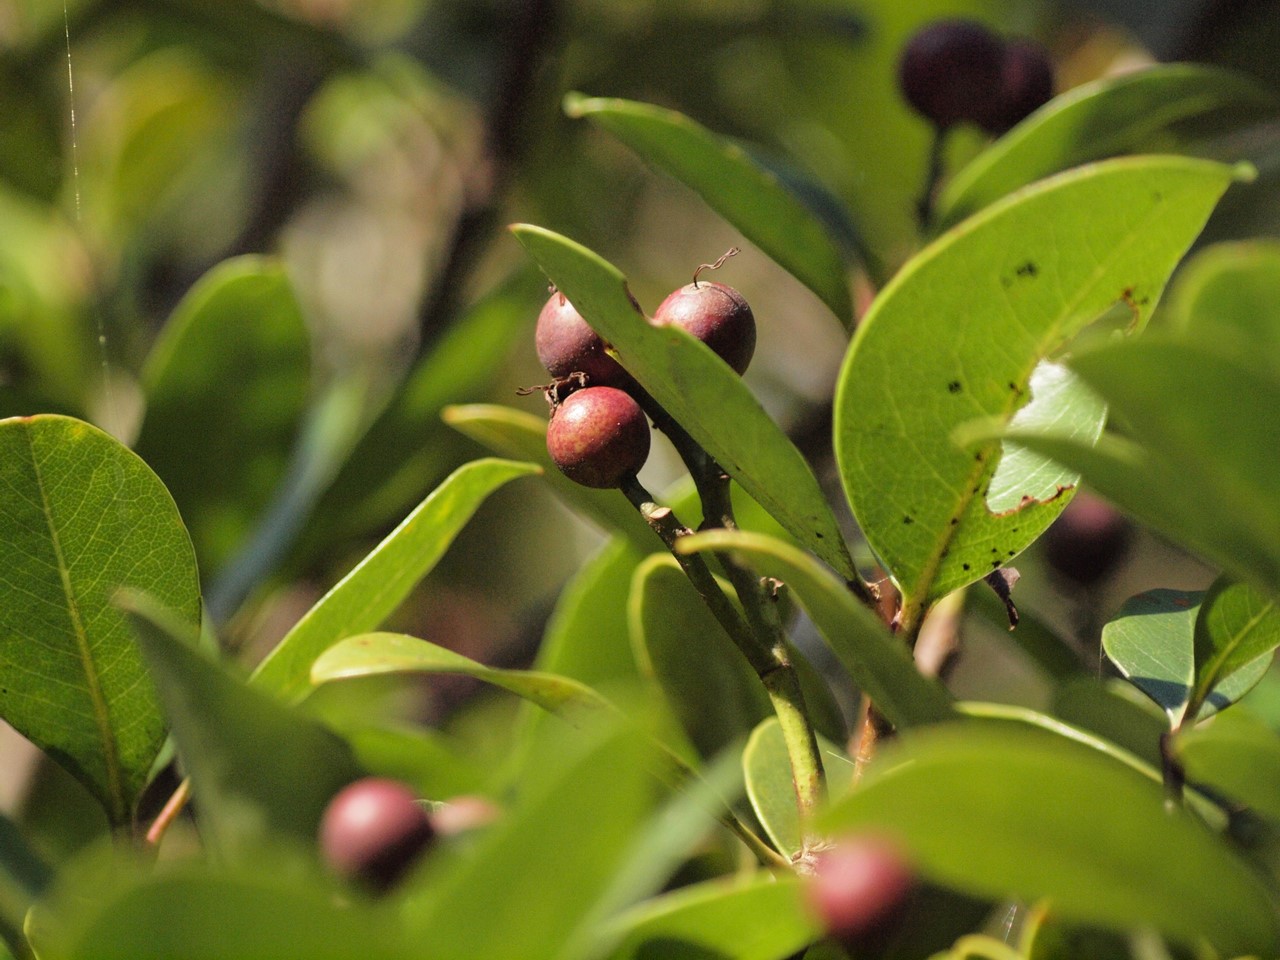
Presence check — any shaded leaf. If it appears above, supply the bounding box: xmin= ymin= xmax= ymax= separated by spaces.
xmin=1178 ymin=709 xmax=1280 ymax=822
xmin=310 ymin=632 xmax=613 ymax=724
xmin=1052 ymin=677 xmax=1166 ymax=771
xmin=443 ymin=404 xmax=656 ymax=550
xmin=122 ymin=595 xmax=361 ymax=865
xmin=836 ymin=157 xmax=1239 ymax=622
xmin=938 ymin=65 xmax=1274 ymax=228
xmin=565 ymin=93 xmax=856 ymax=325
xmin=820 ymin=722 xmax=1279 ymax=957
xmin=677 ymin=530 xmax=954 ymax=728
xmin=510 ymin=225 xmax=857 ymax=581
xmin=629 ymin=555 xmax=771 ymax=761
xmin=598 ymin=874 xmax=819 ymax=960
xmin=0 ymin=811 xmax=51 ymax=943
xmin=0 ymin=415 xmax=201 ymax=825
xmin=136 ymin=257 xmax=310 ymax=577
xmin=250 ymin=458 xmax=538 ymax=701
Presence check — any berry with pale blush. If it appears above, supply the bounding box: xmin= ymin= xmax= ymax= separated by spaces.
xmin=652 ymin=281 xmax=756 ymax=375
xmin=319 ymin=778 xmax=435 ymax=890
xmin=546 ymin=386 xmax=650 ymax=489
xmin=535 ymin=291 xmax=628 ymax=388
xmin=807 ymin=837 xmax=916 ymax=950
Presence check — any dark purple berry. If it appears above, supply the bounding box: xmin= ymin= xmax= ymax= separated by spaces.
xmin=535 ymin=291 xmax=629 ymax=388
xmin=546 ymin=386 xmax=650 ymax=489
xmin=807 ymin=837 xmax=916 ymax=950
xmin=652 ymin=281 xmax=756 ymax=375
xmin=1043 ymin=491 xmax=1133 ymax=586
xmin=319 ymin=778 xmax=435 ymax=890
xmin=977 ymin=38 xmax=1055 ymax=134
xmin=898 ymin=19 xmax=1005 ymax=129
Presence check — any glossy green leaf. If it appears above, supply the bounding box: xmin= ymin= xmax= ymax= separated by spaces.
xmin=136 ymin=256 xmax=310 ymax=577
xmin=565 ymin=93 xmax=855 ymax=325
xmin=1190 ymin=578 xmax=1280 ymax=721
xmin=406 ymin=721 xmax=656 ymax=960
xmin=0 ymin=415 xmax=201 ymax=825
xmin=836 ymin=157 xmax=1239 ymax=619
xmin=742 ymin=717 xmax=854 ymax=858
xmin=599 ymin=874 xmax=819 ymax=960
xmin=311 ymin=631 xmax=614 ymax=724
xmin=442 ymin=404 xmax=656 ymax=550
xmin=1168 ymin=240 xmax=1280 ymax=377
xmin=1102 ymin=588 xmax=1270 ymax=727
xmin=629 ymin=555 xmax=771 ymax=761
xmin=251 ymin=458 xmax=538 ymax=701
xmin=1178 ymin=709 xmax=1280 ymax=822
xmin=510 ymin=225 xmax=856 ymax=581
xmin=820 ymin=723 xmax=1279 ymax=956
xmin=938 ymin=65 xmax=1273 ymax=228
xmin=122 ymin=595 xmax=361 ymax=864
xmin=677 ymin=530 xmax=954 ymax=728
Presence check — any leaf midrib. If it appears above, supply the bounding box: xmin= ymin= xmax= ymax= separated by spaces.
xmin=26 ymin=426 xmax=124 ymax=821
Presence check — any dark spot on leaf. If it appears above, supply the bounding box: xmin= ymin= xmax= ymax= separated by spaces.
xmin=1015 ymin=261 xmax=1038 ymax=278
xmin=1173 ymin=596 xmax=1193 ymax=608
xmin=940 ymin=548 xmax=949 ymax=558
xmin=903 ymin=515 xmax=914 ymax=525
xmin=962 ymin=563 xmax=971 ymax=571
xmin=815 ymin=532 xmax=824 ymax=539
xmin=991 ymin=560 xmax=1003 ymax=568
xmin=1153 ymin=191 xmax=1164 ymax=202
xmin=991 ymin=547 xmax=999 ymax=553
xmin=1008 ymin=381 xmax=1021 ymax=394
xmin=1007 ymin=549 xmax=1016 ymax=556
xmin=947 ymin=380 xmax=962 ymax=393
xmin=950 ymin=517 xmax=960 ymax=526
xmin=974 ymin=451 xmax=984 ymax=462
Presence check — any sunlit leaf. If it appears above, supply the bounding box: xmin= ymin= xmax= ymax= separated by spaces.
xmin=0 ymin=415 xmax=201 ymax=825
xmin=1189 ymin=578 xmax=1280 ymax=721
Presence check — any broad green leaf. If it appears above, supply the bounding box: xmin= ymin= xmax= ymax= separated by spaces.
xmin=676 ymin=530 xmax=954 ymax=728
xmin=0 ymin=415 xmax=201 ymax=825
xmin=510 ymin=225 xmax=857 ymax=581
xmin=334 ymin=724 xmax=487 ymax=798
xmin=136 ymin=256 xmax=310 ymax=576
xmin=122 ymin=596 xmax=362 ymax=865
xmin=406 ymin=721 xmax=657 ymax=960
xmin=1052 ymin=678 xmax=1166 ymax=771
xmin=1190 ymin=578 xmax=1280 ymax=721
xmin=742 ymin=717 xmax=854 ymax=858
xmin=938 ymin=65 xmax=1274 ymax=228
xmin=629 ymin=555 xmax=771 ymax=761
xmin=835 ymin=157 xmax=1239 ymax=621
xmin=310 ymin=632 xmax=614 ymax=724
xmin=1168 ymin=240 xmax=1280 ymax=376
xmin=442 ymin=404 xmax=656 ymax=550
xmin=820 ymin=723 xmax=1279 ymax=957
xmin=0 ymin=811 xmax=50 ymax=944
xmin=250 ymin=458 xmax=538 ymax=701
xmin=1178 ymin=709 xmax=1280 ymax=822
xmin=565 ymin=94 xmax=856 ymax=325
xmin=301 ymin=270 xmax=541 ymax=552
xmin=1102 ymin=588 xmax=1271 ymax=727
xmin=598 ymin=874 xmax=819 ymax=960
xmin=967 ymin=587 xmax=1083 ymax=682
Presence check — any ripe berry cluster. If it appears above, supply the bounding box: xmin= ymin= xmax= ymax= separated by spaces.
xmin=898 ymin=19 xmax=1054 ymax=134
xmin=535 ymin=256 xmax=757 ymax=489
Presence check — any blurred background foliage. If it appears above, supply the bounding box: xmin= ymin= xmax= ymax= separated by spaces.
xmin=1 ymin=0 xmax=1278 ymax=850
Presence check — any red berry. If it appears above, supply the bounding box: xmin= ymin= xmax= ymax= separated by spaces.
xmin=652 ymin=281 xmax=756 ymax=375
xmin=535 ymin=291 xmax=629 ymax=388
xmin=977 ymin=38 xmax=1055 ymax=134
xmin=1043 ymin=491 xmax=1133 ymax=586
xmin=546 ymin=386 xmax=650 ymax=489
xmin=319 ymin=778 xmax=435 ymax=890
xmin=807 ymin=837 xmax=915 ymax=948
xmin=898 ymin=20 xmax=1005 ymax=130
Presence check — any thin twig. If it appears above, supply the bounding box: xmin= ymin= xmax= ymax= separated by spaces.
xmin=146 ymin=776 xmax=191 ymax=847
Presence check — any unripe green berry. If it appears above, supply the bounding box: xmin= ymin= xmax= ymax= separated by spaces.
xmin=535 ymin=291 xmax=629 ymax=388
xmin=319 ymin=778 xmax=435 ymax=891
xmin=546 ymin=386 xmax=650 ymax=489
xmin=652 ymin=281 xmax=756 ymax=375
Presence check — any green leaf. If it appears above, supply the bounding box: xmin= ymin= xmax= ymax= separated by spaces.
xmin=406 ymin=721 xmax=657 ymax=960
xmin=510 ymin=225 xmax=856 ymax=581
xmin=835 ymin=157 xmax=1239 ymax=618
xmin=121 ymin=595 xmax=362 ymax=865
xmin=1102 ymin=588 xmax=1271 ymax=727
xmin=1051 ymin=678 xmax=1166 ymax=771
xmin=676 ymin=530 xmax=954 ymax=728
xmin=938 ymin=65 xmax=1274 ymax=228
xmin=1178 ymin=709 xmax=1280 ymax=822
xmin=310 ymin=632 xmax=614 ymax=724
xmin=0 ymin=811 xmax=51 ymax=944
xmin=0 ymin=415 xmax=201 ymax=825
xmin=820 ymin=722 xmax=1280 ymax=957
xmin=598 ymin=874 xmax=820 ymax=960
xmin=565 ymin=94 xmax=856 ymax=325
xmin=442 ymin=404 xmax=656 ymax=550
xmin=250 ymin=458 xmax=538 ymax=701
xmin=136 ymin=256 xmax=310 ymax=576
xmin=1168 ymin=240 xmax=1280 ymax=377
xmin=742 ymin=717 xmax=854 ymax=858
xmin=629 ymin=555 xmax=771 ymax=761
xmin=1189 ymin=578 xmax=1280 ymax=721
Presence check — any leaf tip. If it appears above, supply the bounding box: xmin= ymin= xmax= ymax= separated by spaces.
xmin=1232 ymin=161 xmax=1259 ymax=185
xmin=561 ymin=90 xmax=591 ymax=117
